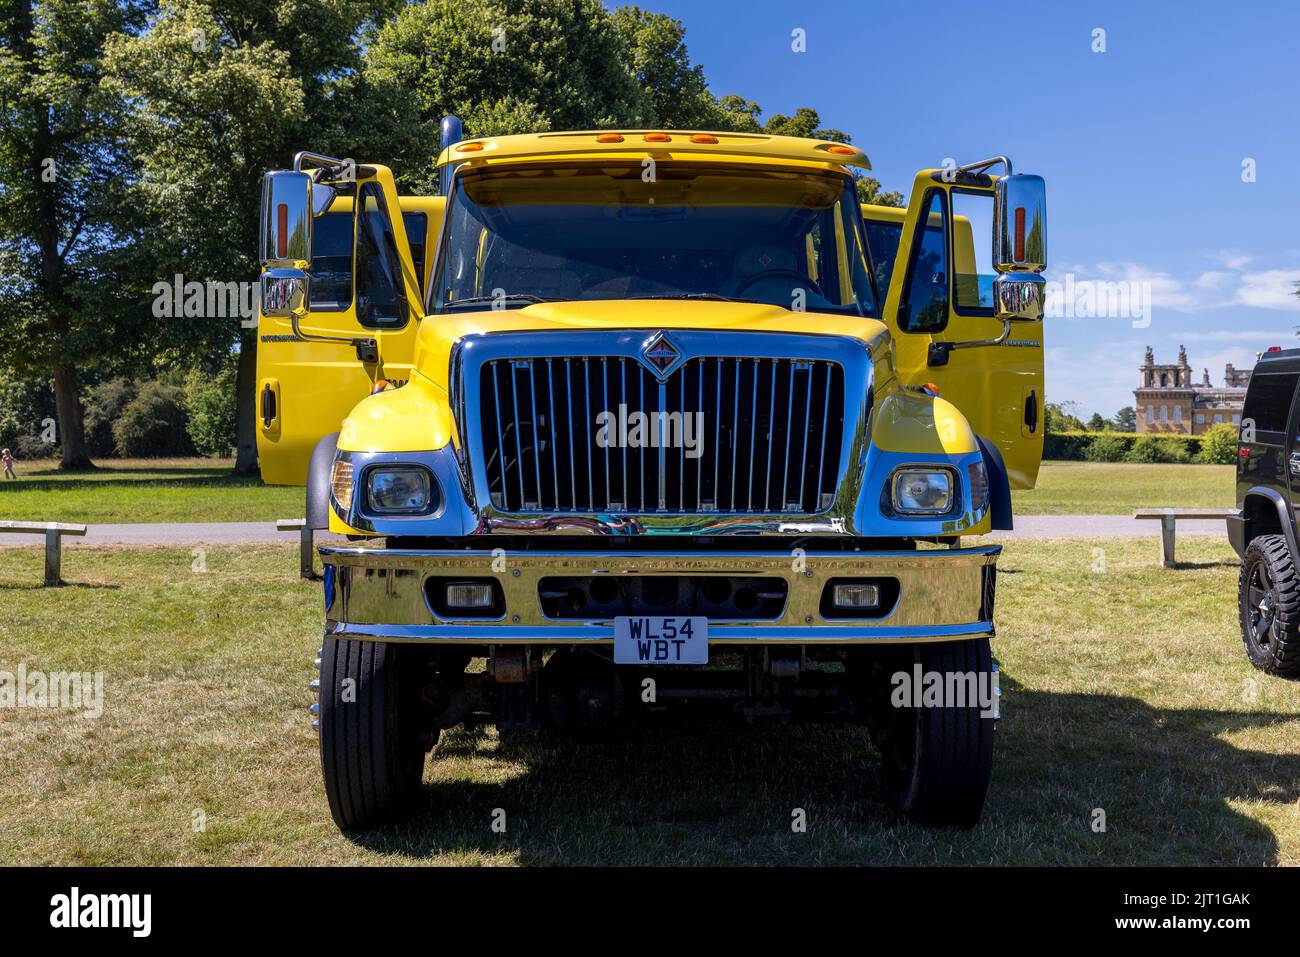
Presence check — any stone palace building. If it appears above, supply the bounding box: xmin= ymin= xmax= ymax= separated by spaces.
xmin=1135 ymin=345 xmax=1250 ymax=435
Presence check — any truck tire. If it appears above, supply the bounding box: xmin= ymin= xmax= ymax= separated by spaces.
xmin=878 ymin=637 xmax=995 ymax=827
xmin=319 ymin=637 xmax=426 ymax=830
xmin=1238 ymin=534 xmax=1300 ymax=677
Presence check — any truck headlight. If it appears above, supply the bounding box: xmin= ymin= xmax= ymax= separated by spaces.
xmin=367 ymin=467 xmax=436 ymax=513
xmin=891 ymin=468 xmax=954 ymax=514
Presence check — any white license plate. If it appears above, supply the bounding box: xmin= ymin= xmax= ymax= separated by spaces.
xmin=613 ymin=616 xmax=708 ymax=664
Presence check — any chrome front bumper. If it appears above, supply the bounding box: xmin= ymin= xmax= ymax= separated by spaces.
xmin=319 ymin=543 xmax=999 ymax=645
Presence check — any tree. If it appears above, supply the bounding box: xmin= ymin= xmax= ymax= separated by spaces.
xmin=1199 ymin=423 xmax=1238 ymax=464
xmin=0 ymin=0 xmax=148 ymax=468
xmin=1112 ymin=406 xmax=1137 ymax=432
xmin=356 ymin=0 xmax=646 ymax=193
xmin=856 ymin=175 xmax=904 ymax=208
xmin=1044 ymin=401 xmax=1086 ymax=433
xmin=610 ymin=6 xmax=719 ymax=128
xmin=1086 ymin=412 xmax=1107 ymax=432
xmin=103 ymin=0 xmax=382 ymax=473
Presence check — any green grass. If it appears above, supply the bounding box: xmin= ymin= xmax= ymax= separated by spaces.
xmin=1 ymin=457 xmax=1236 ymax=525
xmin=1014 ymin=461 xmax=1235 ymax=515
xmin=1 ymin=537 xmax=1296 ymax=866
xmin=0 ymin=457 xmax=302 ymax=523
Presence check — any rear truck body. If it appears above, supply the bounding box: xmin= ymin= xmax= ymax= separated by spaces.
xmin=257 ymin=125 xmax=1048 ymax=829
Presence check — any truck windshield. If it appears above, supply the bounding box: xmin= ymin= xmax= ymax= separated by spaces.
xmin=433 ymin=162 xmax=878 ymax=317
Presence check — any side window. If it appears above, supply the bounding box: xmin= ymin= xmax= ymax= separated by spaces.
xmin=355 ymin=183 xmax=406 ymax=329
xmin=308 ymin=211 xmax=353 ymax=310
xmin=951 ymin=190 xmax=996 ymax=312
xmin=403 ymin=212 xmax=428 ymax=297
xmin=1242 ymin=372 xmax=1299 ymax=435
xmin=899 ymin=191 xmax=949 ymax=333
xmin=862 ymin=220 xmax=902 ymax=295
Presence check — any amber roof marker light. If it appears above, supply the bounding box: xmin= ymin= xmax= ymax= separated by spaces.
xmin=596 ymin=133 xmax=624 ymax=143
xmin=689 ymin=134 xmax=718 ymax=144
xmin=456 ymin=142 xmax=484 ymax=153
xmin=643 ymin=132 xmax=672 ymax=143
xmin=824 ymin=144 xmax=856 ymax=156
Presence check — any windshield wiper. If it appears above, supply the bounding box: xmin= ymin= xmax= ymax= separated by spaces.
xmin=441 ymin=294 xmax=564 ymax=311
xmin=628 ymin=293 xmax=757 ymax=303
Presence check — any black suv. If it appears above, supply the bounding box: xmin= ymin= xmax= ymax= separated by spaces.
xmin=1228 ymin=347 xmax=1300 ymax=677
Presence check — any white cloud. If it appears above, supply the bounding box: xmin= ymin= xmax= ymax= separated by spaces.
xmin=1207 ymin=249 xmax=1254 ymax=270
xmin=1233 ymin=270 xmax=1300 ymax=310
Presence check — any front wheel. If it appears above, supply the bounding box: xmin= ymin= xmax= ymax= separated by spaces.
xmin=319 ymin=637 xmax=428 ymax=831
xmin=1238 ymin=535 xmax=1300 ymax=677
xmin=876 ymin=638 xmax=996 ymax=827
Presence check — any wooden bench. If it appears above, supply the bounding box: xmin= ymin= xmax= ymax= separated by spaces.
xmin=277 ymin=518 xmax=317 ymax=580
xmin=1133 ymin=508 xmax=1235 ymax=567
xmin=0 ymin=521 xmax=89 ymax=585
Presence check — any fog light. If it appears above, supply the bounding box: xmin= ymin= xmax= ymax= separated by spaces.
xmin=832 ymin=582 xmax=880 ymax=609
xmin=445 ymin=582 xmax=495 ymax=609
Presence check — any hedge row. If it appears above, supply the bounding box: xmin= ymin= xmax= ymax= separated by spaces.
xmin=1044 ymin=426 xmax=1238 ymax=464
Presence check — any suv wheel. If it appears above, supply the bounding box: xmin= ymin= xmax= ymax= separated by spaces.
xmin=319 ymin=637 xmax=428 ymax=830
xmin=876 ymin=637 xmax=996 ymax=827
xmin=1238 ymin=535 xmax=1300 ymax=677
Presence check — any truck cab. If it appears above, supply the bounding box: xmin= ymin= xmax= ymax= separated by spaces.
xmin=256 ymin=126 xmax=1048 ymax=831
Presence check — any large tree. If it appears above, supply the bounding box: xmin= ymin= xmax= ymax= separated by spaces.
xmin=103 ymin=0 xmax=382 ymax=473
xmin=0 ymin=0 xmax=148 ymax=468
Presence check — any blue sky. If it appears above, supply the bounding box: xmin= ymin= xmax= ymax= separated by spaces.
xmin=608 ymin=0 xmax=1300 ymax=417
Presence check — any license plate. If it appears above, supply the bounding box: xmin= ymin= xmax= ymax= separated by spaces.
xmin=613 ymin=616 xmax=708 ymax=664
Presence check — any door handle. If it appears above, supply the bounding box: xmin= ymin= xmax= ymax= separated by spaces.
xmin=261 ymin=383 xmax=278 ymax=428
xmin=1024 ymin=390 xmax=1038 ymax=434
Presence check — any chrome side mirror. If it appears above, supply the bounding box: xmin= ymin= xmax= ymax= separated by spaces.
xmin=993 ymin=173 xmax=1046 ymax=320
xmin=993 ymin=174 xmax=1046 ymax=273
xmin=261 ymin=268 xmax=311 ymax=317
xmin=260 ymin=171 xmax=314 ymax=265
xmin=993 ymin=273 xmax=1045 ymax=321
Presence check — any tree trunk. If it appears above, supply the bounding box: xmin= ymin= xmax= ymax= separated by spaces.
xmin=52 ymin=361 xmax=92 ymax=469
xmin=19 ymin=0 xmax=93 ymax=471
xmin=233 ymin=330 xmax=259 ymax=474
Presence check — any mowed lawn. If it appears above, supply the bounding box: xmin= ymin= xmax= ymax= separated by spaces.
xmin=0 ymin=458 xmax=301 ymax=523
xmin=1 ymin=537 xmax=1296 ymax=866
xmin=1 ymin=457 xmax=1236 ymax=524
xmin=1013 ymin=461 xmax=1235 ymax=515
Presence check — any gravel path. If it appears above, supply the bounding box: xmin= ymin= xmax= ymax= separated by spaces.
xmin=0 ymin=515 xmax=1229 ymax=546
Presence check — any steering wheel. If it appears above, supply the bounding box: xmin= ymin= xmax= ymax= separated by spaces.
xmin=734 ymin=268 xmax=825 ymax=299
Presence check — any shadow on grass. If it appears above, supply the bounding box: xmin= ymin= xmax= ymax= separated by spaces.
xmin=0 ymin=581 xmax=121 ymax=591
xmin=1170 ymin=560 xmax=1239 ymax=571
xmin=345 ymin=680 xmax=1299 ymax=865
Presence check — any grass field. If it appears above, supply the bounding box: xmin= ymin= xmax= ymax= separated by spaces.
xmin=0 ymin=458 xmax=301 ymax=523
xmin=1013 ymin=461 xmax=1234 ymax=515
xmin=1 ymin=537 xmax=1296 ymax=866
xmin=2 ymin=457 xmax=1236 ymax=525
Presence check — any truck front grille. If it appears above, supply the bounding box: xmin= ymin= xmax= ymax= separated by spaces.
xmin=478 ymin=356 xmax=844 ymax=514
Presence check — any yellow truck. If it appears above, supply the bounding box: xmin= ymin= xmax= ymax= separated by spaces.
xmin=257 ymin=120 xmax=1047 ymax=830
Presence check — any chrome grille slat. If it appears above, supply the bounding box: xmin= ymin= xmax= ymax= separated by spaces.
xmin=479 ymin=353 xmax=844 ymax=515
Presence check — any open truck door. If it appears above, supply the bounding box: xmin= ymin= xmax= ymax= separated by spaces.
xmin=878 ymin=161 xmax=1047 ymax=489
xmin=255 ymin=156 xmax=442 ymax=485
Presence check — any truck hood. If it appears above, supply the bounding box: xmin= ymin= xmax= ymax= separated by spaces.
xmin=411 ymin=299 xmax=889 ymax=395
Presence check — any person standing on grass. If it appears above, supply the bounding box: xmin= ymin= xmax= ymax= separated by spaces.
xmin=1 ymin=448 xmax=14 ymax=479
